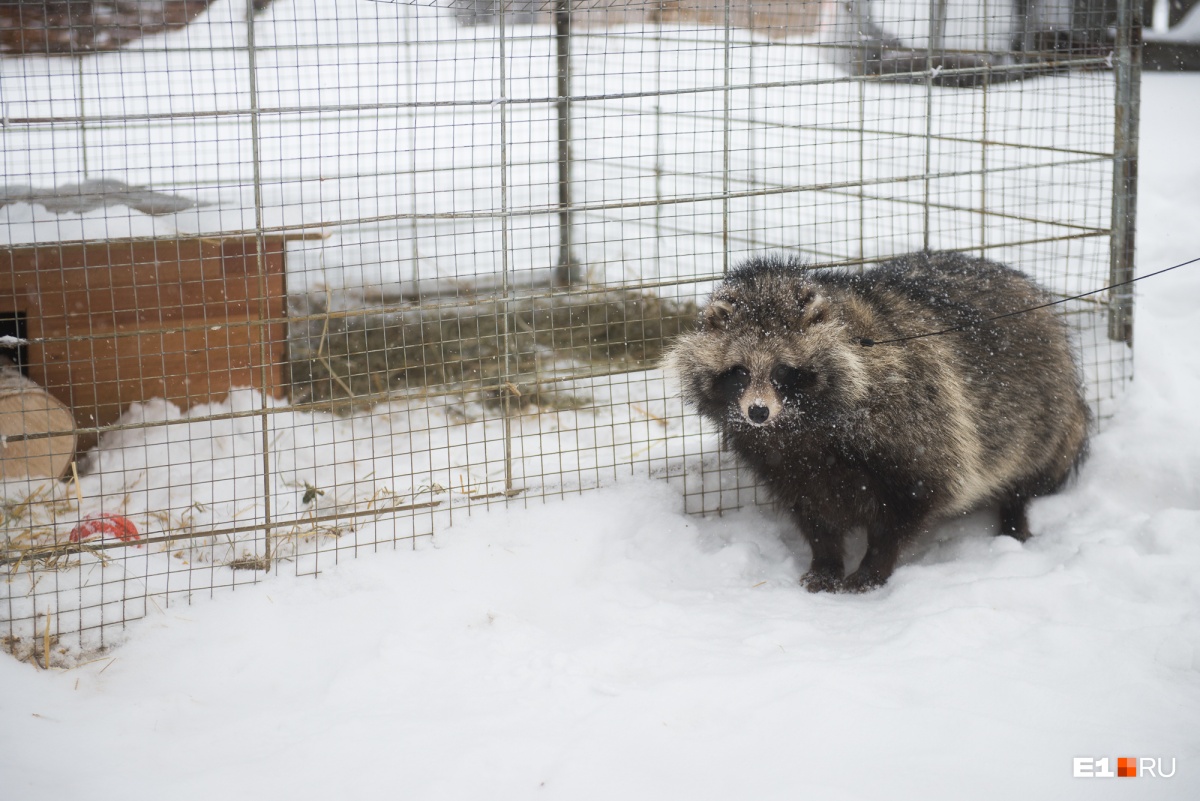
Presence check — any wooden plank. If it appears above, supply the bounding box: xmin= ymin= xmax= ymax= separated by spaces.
xmin=0 ymin=236 xmax=291 ymax=434
xmin=1 ymin=239 xmax=286 ymax=323
xmin=30 ymin=316 xmax=288 ymax=429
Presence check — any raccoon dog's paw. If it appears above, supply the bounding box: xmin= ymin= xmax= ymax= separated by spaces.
xmin=800 ymin=567 xmax=843 ymax=594
xmin=839 ymin=568 xmax=888 ymax=594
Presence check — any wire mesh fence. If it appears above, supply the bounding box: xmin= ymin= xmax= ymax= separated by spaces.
xmin=2 ymin=0 xmax=1138 ymax=666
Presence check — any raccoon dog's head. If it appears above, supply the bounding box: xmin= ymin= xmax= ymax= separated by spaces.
xmin=665 ymin=260 xmax=869 ymax=430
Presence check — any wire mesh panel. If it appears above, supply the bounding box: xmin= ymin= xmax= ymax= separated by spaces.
xmin=1 ymin=0 xmax=1137 ymax=666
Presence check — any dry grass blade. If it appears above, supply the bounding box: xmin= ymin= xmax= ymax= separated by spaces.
xmin=290 ymin=288 xmax=699 ymax=410
xmin=42 ymin=612 xmax=51 ymax=670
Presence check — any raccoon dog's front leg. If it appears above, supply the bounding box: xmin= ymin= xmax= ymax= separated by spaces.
xmin=841 ymin=508 xmax=926 ymax=593
xmin=794 ymin=508 xmax=845 ymax=593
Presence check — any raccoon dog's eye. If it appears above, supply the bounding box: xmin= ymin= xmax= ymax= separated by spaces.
xmin=713 ymin=365 xmax=751 ymax=403
xmin=771 ymin=364 xmax=816 ymax=394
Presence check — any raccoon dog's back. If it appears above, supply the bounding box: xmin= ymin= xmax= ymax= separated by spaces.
xmin=664 ymin=250 xmax=1090 ymax=592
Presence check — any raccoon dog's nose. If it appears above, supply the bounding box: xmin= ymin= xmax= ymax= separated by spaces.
xmin=747 ymin=404 xmax=770 ymax=424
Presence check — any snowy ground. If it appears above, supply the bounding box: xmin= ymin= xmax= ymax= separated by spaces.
xmin=3 ymin=12 xmax=1200 ymax=801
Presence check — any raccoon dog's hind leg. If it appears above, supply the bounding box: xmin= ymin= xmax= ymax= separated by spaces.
xmin=997 ymin=464 xmax=1075 ymax=543
xmin=997 ymin=433 xmax=1088 ymax=543
xmin=998 ymin=494 xmax=1034 ymax=543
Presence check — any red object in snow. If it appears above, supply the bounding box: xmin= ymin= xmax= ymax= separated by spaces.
xmin=69 ymin=513 xmax=140 ymax=546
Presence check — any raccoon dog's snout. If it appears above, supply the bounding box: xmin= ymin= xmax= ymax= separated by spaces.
xmin=747 ymin=404 xmax=770 ymax=424
xmin=738 ymin=390 xmax=783 ymax=426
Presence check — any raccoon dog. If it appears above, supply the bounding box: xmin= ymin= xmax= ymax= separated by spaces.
xmin=664 ymin=251 xmax=1090 ymax=593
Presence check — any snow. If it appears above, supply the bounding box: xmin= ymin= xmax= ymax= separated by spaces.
xmin=0 ymin=195 xmax=321 ymax=245
xmin=2 ymin=4 xmax=1200 ymax=799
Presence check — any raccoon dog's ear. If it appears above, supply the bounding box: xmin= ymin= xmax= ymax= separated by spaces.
xmin=797 ymin=289 xmax=829 ymax=327
xmin=704 ymin=299 xmax=736 ymax=330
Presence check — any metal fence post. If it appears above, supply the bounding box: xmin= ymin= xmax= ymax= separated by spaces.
xmin=554 ymin=0 xmax=580 ymax=286
xmin=246 ymin=0 xmax=273 ymax=568
xmin=499 ymin=0 xmax=517 ymax=494
xmin=721 ymin=0 xmax=732 ymax=275
xmin=1109 ymin=0 xmax=1142 ymax=346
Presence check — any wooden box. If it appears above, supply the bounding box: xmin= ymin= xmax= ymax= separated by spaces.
xmin=0 ymin=235 xmax=302 ymax=438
